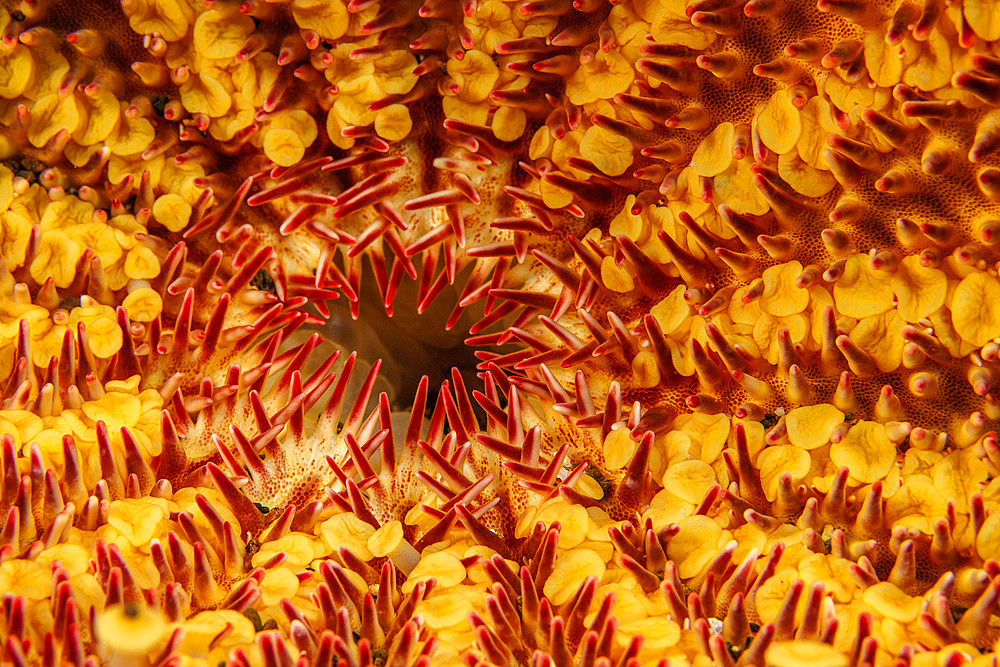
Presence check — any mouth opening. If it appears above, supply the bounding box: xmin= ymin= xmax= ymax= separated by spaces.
xmin=290 ymin=260 xmax=495 ymax=423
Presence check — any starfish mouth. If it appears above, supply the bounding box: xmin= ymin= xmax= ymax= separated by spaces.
xmin=306 ymin=262 xmax=493 ymax=414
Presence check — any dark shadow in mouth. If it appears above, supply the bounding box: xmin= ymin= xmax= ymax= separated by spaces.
xmin=307 ymin=260 xmax=498 ymax=423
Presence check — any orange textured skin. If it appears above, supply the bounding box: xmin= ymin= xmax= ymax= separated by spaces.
xmin=3 ymin=0 xmax=1000 ymax=664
